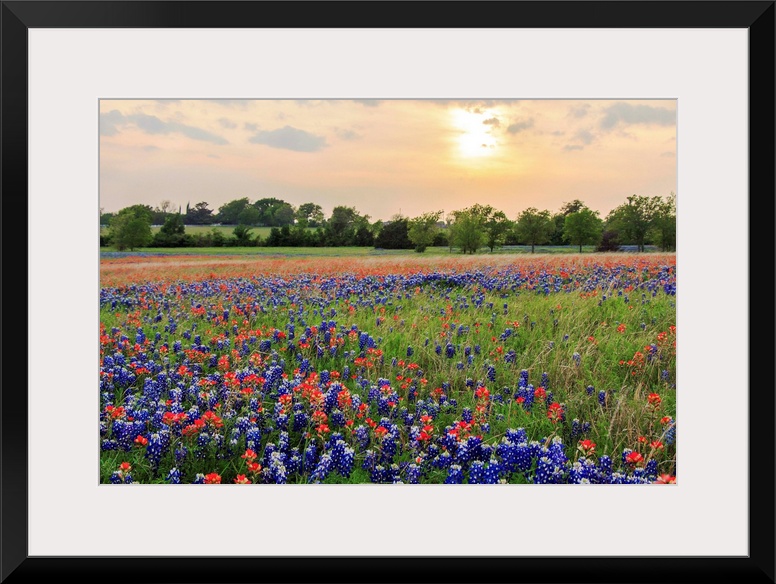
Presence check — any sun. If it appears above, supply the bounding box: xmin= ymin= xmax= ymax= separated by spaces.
xmin=451 ymin=109 xmax=498 ymax=158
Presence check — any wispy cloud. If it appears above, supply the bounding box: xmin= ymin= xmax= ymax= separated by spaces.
xmin=563 ymin=144 xmax=584 ymax=151
xmin=353 ymin=99 xmax=382 ymax=107
xmin=100 ymin=110 xmax=229 ymax=145
xmin=568 ymin=104 xmax=590 ymax=118
xmin=248 ymin=125 xmax=328 ymax=152
xmin=506 ymin=118 xmax=534 ymax=134
xmin=335 ymin=128 xmax=362 ymax=141
xmin=600 ymin=102 xmax=675 ymax=129
xmin=218 ymin=118 xmax=237 ymax=129
xmin=483 ymin=117 xmax=500 ymax=127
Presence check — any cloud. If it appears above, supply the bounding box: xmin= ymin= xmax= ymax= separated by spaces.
xmin=218 ymin=118 xmax=237 ymax=129
xmin=353 ymin=99 xmax=382 ymax=107
xmin=205 ymin=99 xmax=250 ymax=109
xmin=207 ymin=154 xmax=220 ymax=159
xmin=600 ymin=102 xmax=675 ymax=129
xmin=562 ymin=129 xmax=595 ymax=151
xmin=483 ymin=117 xmax=500 ymax=127
xmin=550 ymin=130 xmax=565 ymax=136
xmin=244 ymin=122 xmax=259 ymax=132
xmin=142 ymin=145 xmax=160 ymax=152
xmin=506 ymin=118 xmax=534 ymax=134
xmin=100 ymin=110 xmax=124 ymax=136
xmin=248 ymin=125 xmax=328 ymax=152
xmin=101 ymin=110 xmax=229 ymax=144
xmin=574 ymin=129 xmax=594 ymax=145
xmin=335 ymin=128 xmax=362 ymax=141
xmin=568 ymin=104 xmax=590 ymax=118
xmin=661 ymin=151 xmax=676 ymax=157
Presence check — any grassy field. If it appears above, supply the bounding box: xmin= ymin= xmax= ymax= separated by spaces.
xmin=100 ymin=253 xmax=676 ymax=485
xmin=100 ymin=245 xmax=607 ymax=257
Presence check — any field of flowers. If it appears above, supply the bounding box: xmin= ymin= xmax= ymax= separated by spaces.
xmin=100 ymin=253 xmax=676 ymax=485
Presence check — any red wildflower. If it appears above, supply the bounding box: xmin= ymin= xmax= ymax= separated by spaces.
xmin=655 ymin=474 xmax=676 ymax=484
xmin=625 ymin=451 xmax=644 ymax=466
xmin=241 ymin=449 xmax=258 ymax=462
xmin=234 ymin=474 xmax=251 ymax=484
xmin=547 ymin=402 xmax=564 ymax=423
xmin=577 ymin=439 xmax=596 ymax=456
xmin=134 ymin=435 xmax=149 ymax=446
xmin=204 ymin=473 xmax=222 ymax=484
xmin=647 ymin=393 xmax=662 ymax=408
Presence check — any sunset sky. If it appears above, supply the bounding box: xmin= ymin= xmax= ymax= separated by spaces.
xmin=99 ymin=99 xmax=676 ymax=221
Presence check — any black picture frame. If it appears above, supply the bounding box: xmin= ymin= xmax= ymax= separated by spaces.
xmin=2 ymin=2 xmax=773 ymax=583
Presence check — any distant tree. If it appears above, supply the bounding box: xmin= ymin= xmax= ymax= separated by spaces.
xmin=325 ymin=206 xmax=363 ymax=245
xmin=483 ymin=209 xmax=511 ymax=252
xmin=109 ymin=205 xmax=153 ymax=250
xmin=448 ymin=208 xmax=485 ymax=254
xmin=605 ymin=194 xmax=659 ymax=252
xmin=296 ymin=203 xmax=325 ymax=227
xmin=563 ymin=207 xmax=603 ymax=252
xmin=152 ymin=213 xmax=187 ymax=247
xmin=650 ymin=192 xmax=676 ymax=251
xmin=253 ymin=197 xmax=295 ymax=226
xmin=374 ymin=216 xmax=413 ymax=249
xmin=185 ymin=201 xmax=216 ymax=225
xmin=232 ymin=224 xmax=256 ymax=246
xmin=216 ymin=198 xmax=251 ymax=224
xmin=272 ymin=202 xmax=296 ymax=226
xmin=237 ymin=205 xmax=261 ymax=226
xmin=354 ymin=225 xmax=375 ymax=246
xmin=100 ymin=210 xmax=115 ymax=226
xmin=408 ymin=210 xmax=443 ymax=252
xmin=515 ymin=207 xmax=554 ymax=253
xmin=597 ymin=230 xmax=621 ymax=252
xmin=550 ymin=199 xmax=587 ymax=244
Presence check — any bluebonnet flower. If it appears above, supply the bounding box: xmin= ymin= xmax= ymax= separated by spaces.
xmin=468 ymin=461 xmax=485 ymax=484
xmin=166 ymin=467 xmax=182 ymax=484
xmin=444 ymin=465 xmax=464 ymax=484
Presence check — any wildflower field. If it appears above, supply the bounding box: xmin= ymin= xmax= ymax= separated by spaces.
xmin=100 ymin=253 xmax=677 ymax=485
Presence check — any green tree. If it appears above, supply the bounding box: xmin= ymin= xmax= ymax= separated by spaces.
xmin=272 ymin=202 xmax=296 ymax=226
xmin=237 ymin=205 xmax=261 ymax=226
xmin=232 ymin=224 xmax=256 ymax=246
xmin=515 ymin=207 xmax=554 ymax=253
xmin=563 ymin=207 xmax=603 ymax=252
xmin=216 ymin=197 xmax=251 ymax=224
xmin=550 ymin=199 xmax=587 ymax=244
xmin=185 ymin=201 xmax=215 ymax=225
xmin=374 ymin=216 xmax=413 ymax=249
xmin=449 ymin=208 xmax=485 ymax=254
xmin=296 ymin=203 xmax=325 ymax=227
xmin=483 ymin=209 xmax=511 ymax=252
xmin=152 ymin=213 xmax=187 ymax=247
xmin=408 ymin=211 xmax=443 ymax=252
xmin=605 ymin=194 xmax=659 ymax=252
xmin=109 ymin=205 xmax=153 ymax=251
xmin=651 ymin=192 xmax=676 ymax=251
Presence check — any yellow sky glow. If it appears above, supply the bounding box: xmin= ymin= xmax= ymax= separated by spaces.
xmin=100 ymin=99 xmax=676 ymax=221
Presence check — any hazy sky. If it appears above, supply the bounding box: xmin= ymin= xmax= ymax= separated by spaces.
xmin=99 ymin=99 xmax=676 ymax=220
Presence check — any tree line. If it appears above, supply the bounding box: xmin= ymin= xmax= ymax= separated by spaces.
xmin=101 ymin=193 xmax=676 ymax=253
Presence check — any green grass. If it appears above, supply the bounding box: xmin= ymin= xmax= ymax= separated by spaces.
xmin=100 ymin=245 xmax=609 ymax=257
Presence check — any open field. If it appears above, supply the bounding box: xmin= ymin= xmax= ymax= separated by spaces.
xmin=100 ymin=252 xmax=676 ymax=484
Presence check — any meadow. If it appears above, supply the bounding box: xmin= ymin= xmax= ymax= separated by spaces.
xmin=100 ymin=252 xmax=676 ymax=485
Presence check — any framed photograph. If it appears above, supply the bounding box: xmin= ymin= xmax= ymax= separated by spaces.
xmin=4 ymin=1 xmax=773 ymax=582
